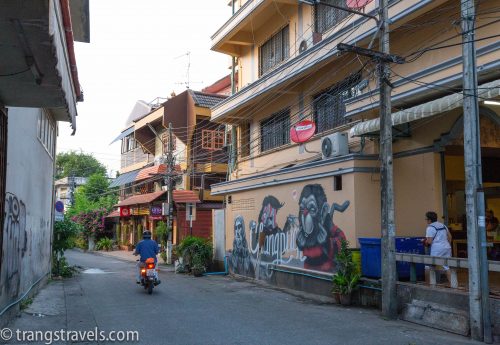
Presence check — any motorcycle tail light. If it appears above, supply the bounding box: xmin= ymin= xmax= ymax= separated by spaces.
xmin=147 ymin=264 xmax=155 ymax=269
xmin=141 ymin=269 xmax=146 ymax=273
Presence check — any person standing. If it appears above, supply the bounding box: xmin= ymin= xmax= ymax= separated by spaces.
xmin=424 ymin=211 xmax=452 ymax=284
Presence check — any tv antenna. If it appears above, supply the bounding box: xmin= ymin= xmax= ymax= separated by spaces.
xmin=174 ymin=51 xmax=203 ymax=89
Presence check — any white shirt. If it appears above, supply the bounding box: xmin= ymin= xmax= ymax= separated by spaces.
xmin=426 ymin=221 xmax=451 ymax=257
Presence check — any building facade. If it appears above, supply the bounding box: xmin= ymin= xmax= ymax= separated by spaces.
xmin=0 ymin=0 xmax=89 ymax=325
xmin=210 ymin=0 xmax=500 ymax=283
xmin=109 ymin=89 xmax=228 ymax=247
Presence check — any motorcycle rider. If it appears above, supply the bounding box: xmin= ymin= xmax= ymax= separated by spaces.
xmin=133 ymin=230 xmax=159 ymax=284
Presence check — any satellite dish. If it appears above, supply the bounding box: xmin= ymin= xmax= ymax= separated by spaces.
xmin=322 ymin=136 xmax=333 ymax=158
xmin=299 ymin=40 xmax=308 ymax=54
xmin=290 ymin=120 xmax=316 ymax=144
xmin=346 ymin=0 xmax=373 ymax=10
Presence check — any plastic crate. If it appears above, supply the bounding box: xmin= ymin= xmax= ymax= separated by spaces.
xmin=359 ymin=237 xmax=425 ymax=279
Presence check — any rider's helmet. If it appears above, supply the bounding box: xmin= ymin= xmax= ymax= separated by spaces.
xmin=142 ymin=231 xmax=152 ymax=239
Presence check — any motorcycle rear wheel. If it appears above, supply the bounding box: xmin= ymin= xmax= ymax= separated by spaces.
xmin=147 ymin=283 xmax=153 ymax=295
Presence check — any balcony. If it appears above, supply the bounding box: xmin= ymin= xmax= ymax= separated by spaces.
xmin=195 ymin=163 xmax=228 ymax=174
xmin=210 ymin=0 xmax=447 ymax=124
xmin=211 ymin=0 xmax=297 ymax=56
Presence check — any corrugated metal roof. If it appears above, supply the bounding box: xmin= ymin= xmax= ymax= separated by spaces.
xmin=110 ymin=126 xmax=134 ymax=145
xmin=109 ymin=169 xmax=141 ymax=188
xmin=173 ymin=190 xmax=201 ymax=204
xmin=190 ymin=91 xmax=227 ymax=109
xmin=115 ymin=191 xmax=167 ymax=207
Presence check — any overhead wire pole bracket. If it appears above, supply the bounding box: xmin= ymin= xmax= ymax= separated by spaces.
xmin=337 ymin=43 xmax=405 ymax=64
xmin=299 ymin=0 xmax=379 ymax=23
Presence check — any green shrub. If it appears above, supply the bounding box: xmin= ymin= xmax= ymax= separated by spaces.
xmin=52 ymin=256 xmax=77 ymax=278
xmin=332 ymin=240 xmax=360 ymax=295
xmin=74 ymin=236 xmax=87 ymax=250
xmin=177 ymin=236 xmax=212 ymax=272
xmin=95 ymin=237 xmax=113 ymax=251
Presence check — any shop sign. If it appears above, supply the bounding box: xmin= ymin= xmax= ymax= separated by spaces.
xmin=120 ymin=206 xmax=131 ymax=217
xmin=150 ymin=205 xmax=162 ymax=217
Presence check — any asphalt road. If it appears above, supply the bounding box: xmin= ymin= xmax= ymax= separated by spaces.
xmin=2 ymin=250 xmax=479 ymax=345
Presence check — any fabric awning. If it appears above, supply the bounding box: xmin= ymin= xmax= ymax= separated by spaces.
xmin=115 ymin=191 xmax=167 ymax=207
xmin=172 ymin=190 xmax=201 ymax=204
xmin=349 ymin=79 xmax=500 ymax=137
xmin=110 ymin=126 xmax=134 ymax=144
xmin=109 ymin=169 xmax=141 ymax=188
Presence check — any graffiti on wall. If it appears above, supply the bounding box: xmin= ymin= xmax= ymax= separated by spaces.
xmin=230 ymin=184 xmax=349 ymax=278
xmin=2 ymin=193 xmax=26 ymax=297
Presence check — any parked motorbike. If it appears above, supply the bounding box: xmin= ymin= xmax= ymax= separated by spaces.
xmin=138 ymin=258 xmax=160 ymax=294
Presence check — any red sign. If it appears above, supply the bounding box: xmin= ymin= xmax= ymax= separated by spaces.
xmin=346 ymin=0 xmax=373 ymax=9
xmin=120 ymin=206 xmax=131 ymax=218
xmin=290 ymin=120 xmax=316 ymax=144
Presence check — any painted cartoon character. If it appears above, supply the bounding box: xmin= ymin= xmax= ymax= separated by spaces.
xmin=296 ymin=184 xmax=349 ymax=272
xmin=231 ymin=216 xmax=253 ymax=276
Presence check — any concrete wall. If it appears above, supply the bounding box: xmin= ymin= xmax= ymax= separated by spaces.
xmin=0 ymin=107 xmax=54 ymax=323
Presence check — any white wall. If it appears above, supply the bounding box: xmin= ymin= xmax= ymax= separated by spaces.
xmin=0 ymin=107 xmax=55 ymax=313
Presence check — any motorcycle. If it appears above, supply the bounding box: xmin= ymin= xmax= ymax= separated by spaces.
xmin=138 ymin=258 xmax=160 ymax=294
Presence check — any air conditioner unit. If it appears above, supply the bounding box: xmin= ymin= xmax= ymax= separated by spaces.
xmin=321 ymin=132 xmax=349 ymax=159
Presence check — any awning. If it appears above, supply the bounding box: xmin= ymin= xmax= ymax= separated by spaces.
xmin=105 ymin=209 xmax=120 ymax=218
xmin=136 ymin=164 xmax=167 ymax=182
xmin=173 ymin=190 xmax=201 ymax=204
xmin=110 ymin=126 xmax=134 ymax=144
xmin=115 ymin=191 xmax=167 ymax=207
xmin=109 ymin=169 xmax=140 ymax=188
xmin=349 ymin=79 xmax=500 ymax=137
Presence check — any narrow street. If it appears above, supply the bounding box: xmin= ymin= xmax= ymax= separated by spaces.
xmin=2 ymin=250 xmax=477 ymax=345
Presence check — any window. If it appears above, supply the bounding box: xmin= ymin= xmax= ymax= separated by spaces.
xmin=121 ymin=134 xmax=137 ymax=154
xmin=314 ymin=0 xmax=350 ymax=34
xmin=37 ymin=110 xmax=56 ymax=158
xmin=202 ymin=130 xmax=225 ymax=150
xmin=239 ymin=123 xmax=251 ymax=158
xmin=334 ymin=175 xmax=342 ymax=191
xmin=260 ymin=109 xmax=290 ymax=152
xmin=259 ymin=25 xmax=290 ymax=76
xmin=162 ymin=132 xmax=176 ymax=153
xmin=313 ymin=73 xmax=361 ymax=134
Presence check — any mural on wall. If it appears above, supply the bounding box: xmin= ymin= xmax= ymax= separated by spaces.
xmin=230 ymin=184 xmax=350 ymax=278
xmin=231 ymin=216 xmax=254 ymax=276
xmin=296 ymin=184 xmax=349 ymax=272
xmin=2 ymin=193 xmax=26 ymax=297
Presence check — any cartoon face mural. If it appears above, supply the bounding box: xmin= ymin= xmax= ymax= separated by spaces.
xmin=296 ymin=184 xmax=349 ymax=272
xmin=257 ymin=196 xmax=284 ymax=235
xmin=230 ymin=185 xmax=350 ymax=279
xmin=231 ymin=216 xmax=254 ymax=276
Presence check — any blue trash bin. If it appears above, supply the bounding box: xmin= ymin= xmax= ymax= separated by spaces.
xmin=359 ymin=237 xmax=425 ymax=279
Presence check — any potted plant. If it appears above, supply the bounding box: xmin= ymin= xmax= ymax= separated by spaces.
xmin=177 ymin=236 xmax=213 ymax=276
xmin=332 ymin=239 xmax=360 ymax=306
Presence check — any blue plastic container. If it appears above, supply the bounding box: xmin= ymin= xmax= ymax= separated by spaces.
xmin=359 ymin=237 xmax=425 ymax=279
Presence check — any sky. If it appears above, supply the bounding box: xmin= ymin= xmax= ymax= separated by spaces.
xmin=57 ymin=1 xmax=232 ymax=177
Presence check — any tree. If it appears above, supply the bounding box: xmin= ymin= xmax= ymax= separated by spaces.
xmin=56 ymin=151 xmax=107 ymax=179
xmin=67 ymin=173 xmax=117 ymax=217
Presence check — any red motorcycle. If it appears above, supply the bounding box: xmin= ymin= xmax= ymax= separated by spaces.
xmin=138 ymin=258 xmax=160 ymax=294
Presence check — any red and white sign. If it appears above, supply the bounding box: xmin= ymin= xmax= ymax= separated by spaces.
xmin=346 ymin=0 xmax=373 ymax=9
xmin=290 ymin=120 xmax=316 ymax=144
xmin=120 ymin=206 xmax=131 ymax=217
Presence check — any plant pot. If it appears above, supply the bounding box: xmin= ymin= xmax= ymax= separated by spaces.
xmin=192 ymin=267 xmax=204 ymax=277
xmin=339 ymin=293 xmax=352 ymax=306
xmin=332 ymin=292 xmax=341 ymax=304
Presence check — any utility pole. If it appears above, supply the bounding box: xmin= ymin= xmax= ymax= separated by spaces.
xmin=378 ymin=0 xmax=397 ymax=319
xmin=166 ymin=123 xmax=174 ymax=237
xmin=335 ymin=0 xmax=401 ymax=319
xmin=461 ymin=0 xmax=492 ymax=341
xmin=69 ymin=172 xmax=75 ymax=207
